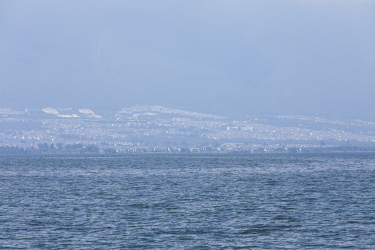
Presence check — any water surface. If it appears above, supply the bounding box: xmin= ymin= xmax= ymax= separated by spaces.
xmin=1 ymin=154 xmax=375 ymax=248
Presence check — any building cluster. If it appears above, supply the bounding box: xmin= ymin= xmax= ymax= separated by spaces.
xmin=1 ymin=106 xmax=375 ymax=153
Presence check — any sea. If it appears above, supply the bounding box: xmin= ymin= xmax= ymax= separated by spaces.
xmin=1 ymin=153 xmax=375 ymax=249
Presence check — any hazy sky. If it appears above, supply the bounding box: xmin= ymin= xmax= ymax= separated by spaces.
xmin=1 ymin=0 xmax=375 ymax=119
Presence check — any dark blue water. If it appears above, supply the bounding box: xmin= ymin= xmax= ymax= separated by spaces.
xmin=1 ymin=154 xmax=375 ymax=249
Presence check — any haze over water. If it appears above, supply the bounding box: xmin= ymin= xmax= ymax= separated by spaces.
xmin=2 ymin=1 xmax=375 ymax=248
xmin=1 ymin=0 xmax=375 ymax=120
xmin=1 ymin=153 xmax=375 ymax=248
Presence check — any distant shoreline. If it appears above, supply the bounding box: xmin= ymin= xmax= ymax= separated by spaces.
xmin=2 ymin=145 xmax=375 ymax=155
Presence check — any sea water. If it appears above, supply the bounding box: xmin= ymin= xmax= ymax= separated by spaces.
xmin=1 ymin=153 xmax=375 ymax=249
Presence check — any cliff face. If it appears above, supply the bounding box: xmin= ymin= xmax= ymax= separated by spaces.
xmin=1 ymin=0 xmax=374 ymax=120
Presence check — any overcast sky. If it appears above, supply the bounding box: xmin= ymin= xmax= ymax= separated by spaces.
xmin=1 ymin=0 xmax=375 ymax=119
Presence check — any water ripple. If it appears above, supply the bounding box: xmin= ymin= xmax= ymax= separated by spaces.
xmin=1 ymin=153 xmax=375 ymax=248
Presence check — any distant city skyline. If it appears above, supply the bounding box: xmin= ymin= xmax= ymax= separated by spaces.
xmin=1 ymin=105 xmax=375 ymax=154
